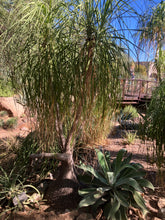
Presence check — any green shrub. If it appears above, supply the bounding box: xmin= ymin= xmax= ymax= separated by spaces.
xmin=4 ymin=117 xmax=18 ymax=129
xmin=78 ymin=149 xmax=154 ymax=220
xmin=0 ymin=111 xmax=8 ymax=117
xmin=124 ymin=131 xmax=137 ymax=145
xmin=119 ymin=105 xmax=138 ymax=122
xmin=118 ymin=106 xmax=139 ymax=130
xmin=142 ymin=80 xmax=165 ymax=168
xmin=122 ymin=106 xmax=138 ymax=119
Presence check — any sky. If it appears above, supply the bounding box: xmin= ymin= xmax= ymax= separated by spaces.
xmin=126 ymin=0 xmax=163 ymax=62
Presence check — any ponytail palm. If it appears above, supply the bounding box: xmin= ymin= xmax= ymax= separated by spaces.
xmin=2 ymin=0 xmax=136 ymax=182
xmin=137 ymin=1 xmax=165 ymax=81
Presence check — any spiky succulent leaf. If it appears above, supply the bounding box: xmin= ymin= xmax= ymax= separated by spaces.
xmin=78 ymin=188 xmax=97 ymax=196
xmin=105 ymin=198 xmax=120 ymax=220
xmin=96 ymin=149 xmax=110 ymax=176
xmin=133 ymin=190 xmax=148 ymax=215
xmin=114 ymin=191 xmax=130 ymax=207
xmin=77 ymin=163 xmax=108 ymax=185
xmin=121 ymin=153 xmax=132 ymax=166
xmin=138 ymin=178 xmax=154 ymax=190
xmin=107 ymin=171 xmax=114 ymax=185
xmin=105 ymin=151 xmax=111 ymax=170
xmin=78 ymin=191 xmax=103 ymax=208
xmin=114 ymin=149 xmax=127 ymax=174
xmin=115 ymin=177 xmax=143 ymax=192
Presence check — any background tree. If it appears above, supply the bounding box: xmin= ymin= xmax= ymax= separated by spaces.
xmin=137 ymin=1 xmax=165 ymax=81
xmin=1 ymin=0 xmax=137 ymax=190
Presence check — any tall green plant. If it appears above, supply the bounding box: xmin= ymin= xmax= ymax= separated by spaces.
xmin=137 ymin=1 xmax=165 ymax=81
xmin=2 ymin=0 xmax=138 ymax=183
xmin=142 ymin=80 xmax=165 ymax=168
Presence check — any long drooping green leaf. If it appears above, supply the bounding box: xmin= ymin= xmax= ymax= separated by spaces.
xmin=114 ymin=191 xmax=130 ymax=207
xmin=138 ymin=178 xmax=154 ymax=190
xmin=78 ymin=188 xmax=97 ymax=196
xmin=78 ymin=191 xmax=103 ymax=208
xmin=115 ymin=177 xmax=143 ymax=192
xmin=77 ymin=163 xmax=108 ymax=185
xmin=114 ymin=148 xmax=127 ymax=175
xmin=106 ymin=198 xmax=120 ymax=220
xmin=133 ymin=190 xmax=148 ymax=214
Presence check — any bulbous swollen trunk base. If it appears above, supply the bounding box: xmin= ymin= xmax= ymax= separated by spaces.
xmin=44 ymin=152 xmax=80 ymax=211
xmin=57 ymin=152 xmax=78 ymax=182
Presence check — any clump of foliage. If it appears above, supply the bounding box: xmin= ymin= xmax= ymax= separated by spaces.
xmin=0 ymin=111 xmax=8 ymax=117
xmin=78 ymin=149 xmax=154 ymax=220
xmin=122 ymin=106 xmax=138 ymax=120
xmin=118 ymin=106 xmax=139 ymax=130
xmin=0 ymin=166 xmax=41 ymax=217
xmin=0 ymin=77 xmax=14 ymax=97
xmin=15 ymin=132 xmax=59 ymax=179
xmin=142 ymin=80 xmax=165 ymax=168
xmin=123 ymin=131 xmax=137 ymax=145
xmin=3 ymin=117 xmax=17 ymax=129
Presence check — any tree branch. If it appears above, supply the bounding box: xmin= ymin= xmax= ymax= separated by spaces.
xmin=55 ymin=104 xmax=66 ymax=149
xmin=30 ymin=152 xmax=72 ymax=162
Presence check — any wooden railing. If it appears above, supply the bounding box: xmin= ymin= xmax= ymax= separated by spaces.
xmin=120 ymin=79 xmax=158 ymax=104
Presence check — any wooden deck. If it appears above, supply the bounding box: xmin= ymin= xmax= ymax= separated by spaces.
xmin=120 ymin=79 xmax=158 ymax=105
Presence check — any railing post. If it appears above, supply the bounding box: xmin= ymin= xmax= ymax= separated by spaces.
xmin=139 ymin=80 xmax=142 ymax=100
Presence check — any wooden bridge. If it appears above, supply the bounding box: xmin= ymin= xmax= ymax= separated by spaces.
xmin=120 ymin=79 xmax=158 ymax=105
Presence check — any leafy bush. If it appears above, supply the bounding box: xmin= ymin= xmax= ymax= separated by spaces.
xmin=78 ymin=149 xmax=154 ymax=220
xmin=3 ymin=117 xmax=18 ymax=129
xmin=142 ymin=80 xmax=165 ymax=168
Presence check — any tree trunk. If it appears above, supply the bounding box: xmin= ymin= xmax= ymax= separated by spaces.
xmin=57 ymin=149 xmax=77 ymax=183
xmin=43 ymin=149 xmax=80 ymax=211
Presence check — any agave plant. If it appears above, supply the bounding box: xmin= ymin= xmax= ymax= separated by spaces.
xmin=78 ymin=149 xmax=154 ymax=220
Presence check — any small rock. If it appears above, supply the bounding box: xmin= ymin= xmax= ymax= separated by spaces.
xmin=13 ymin=192 xmax=28 ymax=206
xmin=157 ymin=208 xmax=165 ymax=220
xmin=20 ymin=126 xmax=29 ymax=131
xmin=158 ymin=198 xmax=165 ymax=209
xmin=29 ymin=193 xmax=42 ymax=203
